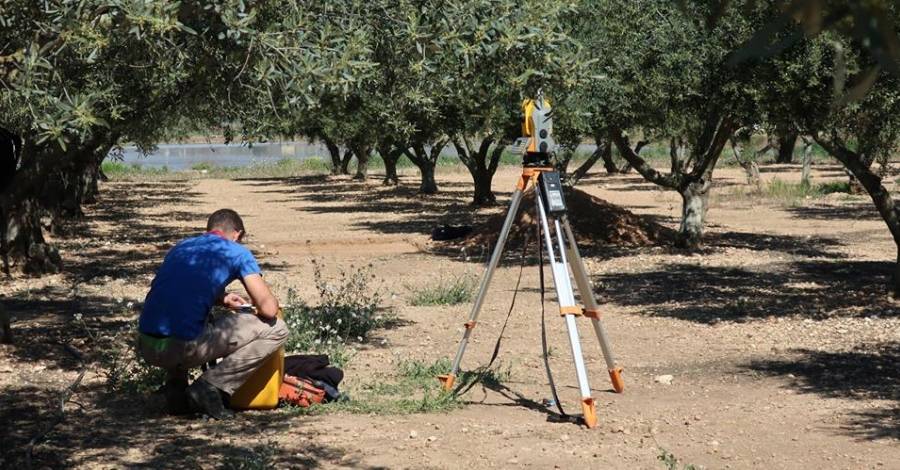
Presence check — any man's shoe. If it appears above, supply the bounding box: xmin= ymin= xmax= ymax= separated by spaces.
xmin=164 ymin=377 xmax=191 ymax=415
xmin=186 ymin=379 xmax=234 ymax=420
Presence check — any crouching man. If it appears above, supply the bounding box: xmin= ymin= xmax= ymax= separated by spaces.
xmin=138 ymin=209 xmax=288 ymax=419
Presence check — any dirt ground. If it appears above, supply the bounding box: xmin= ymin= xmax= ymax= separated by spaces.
xmin=1 ymin=164 xmax=899 ymax=469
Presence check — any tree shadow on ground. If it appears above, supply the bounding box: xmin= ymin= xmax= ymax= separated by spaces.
xmin=1 ymin=287 xmax=131 ymax=368
xmin=787 ymin=203 xmax=882 ymax=222
xmin=598 ymin=260 xmax=899 ymax=323
xmin=242 ymin=176 xmax=501 ymax=242
xmin=2 ymin=180 xmax=209 ymax=368
xmin=704 ymin=231 xmax=846 ymax=259
xmin=0 ymin=381 xmax=382 ymax=468
xmin=59 ymin=180 xmax=206 ymax=283
xmin=744 ymin=341 xmax=899 ymax=441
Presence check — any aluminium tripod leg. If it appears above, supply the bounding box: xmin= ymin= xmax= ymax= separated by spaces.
xmin=439 ymin=187 xmax=526 ymax=391
xmin=535 ymin=189 xmax=598 ymax=428
xmin=561 ymin=216 xmax=624 ymax=393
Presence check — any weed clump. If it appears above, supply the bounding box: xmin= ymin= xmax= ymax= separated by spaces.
xmin=286 ymin=358 xmax=511 ymax=416
xmin=408 ymin=274 xmax=477 ymax=306
xmin=763 ymin=178 xmax=851 ymax=206
xmin=282 ymin=261 xmax=388 ymax=367
xmin=657 ymin=448 xmax=699 ymax=470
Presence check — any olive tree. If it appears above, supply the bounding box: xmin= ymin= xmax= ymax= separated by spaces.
xmin=0 ymin=0 xmax=373 ymax=273
xmin=772 ymin=31 xmax=900 ymax=293
xmin=576 ymin=1 xmax=803 ymax=248
xmin=408 ymin=0 xmax=585 ymax=205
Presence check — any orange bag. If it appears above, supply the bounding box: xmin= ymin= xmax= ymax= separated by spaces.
xmin=279 ymin=374 xmax=326 ymax=407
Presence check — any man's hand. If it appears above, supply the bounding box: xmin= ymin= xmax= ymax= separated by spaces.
xmin=222 ymin=292 xmax=249 ymax=310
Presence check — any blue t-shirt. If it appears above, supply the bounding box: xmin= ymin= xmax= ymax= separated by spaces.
xmin=139 ymin=233 xmax=261 ymax=340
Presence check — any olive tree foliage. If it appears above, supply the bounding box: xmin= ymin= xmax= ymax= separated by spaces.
xmin=283 ymin=0 xmax=585 ymax=202
xmin=0 ymin=0 xmax=373 ymax=274
xmin=574 ymin=1 xmax=798 ymax=249
xmin=436 ymin=0 xmax=585 ymax=205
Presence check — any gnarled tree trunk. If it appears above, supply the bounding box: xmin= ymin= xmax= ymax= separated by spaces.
xmin=1 ymin=132 xmax=116 ymax=274
xmin=729 ymin=138 xmax=761 ymax=187
xmin=377 ymin=141 xmax=403 ymax=186
xmin=611 ymin=118 xmax=734 ymax=250
xmin=404 ymin=140 xmax=446 ymax=194
xmin=1 ymin=128 xmax=21 ymax=276
xmin=677 ymin=178 xmax=711 ymax=249
xmin=323 ymin=136 xmax=343 ymax=175
xmin=1 ymin=138 xmax=63 ymax=274
xmin=0 ymin=301 xmax=11 ymax=344
xmin=776 ymin=128 xmax=798 ymax=163
xmin=800 ymin=137 xmax=814 ymax=188
xmin=339 ymin=149 xmax=353 ymax=175
xmin=453 ymin=136 xmax=505 ymax=206
xmin=351 ymin=144 xmax=371 ymax=180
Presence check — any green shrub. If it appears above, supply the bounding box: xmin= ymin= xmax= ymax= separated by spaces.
xmin=282 ymin=261 xmax=387 ymax=366
xmin=408 ymin=274 xmax=477 ymax=306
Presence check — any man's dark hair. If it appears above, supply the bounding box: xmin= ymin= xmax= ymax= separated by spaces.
xmin=206 ymin=209 xmax=245 ymax=233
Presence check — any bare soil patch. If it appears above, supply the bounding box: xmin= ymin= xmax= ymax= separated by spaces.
xmin=1 ymin=165 xmax=899 ymax=469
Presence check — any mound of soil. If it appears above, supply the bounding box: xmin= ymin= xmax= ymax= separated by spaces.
xmin=458 ymin=188 xmax=674 ymax=250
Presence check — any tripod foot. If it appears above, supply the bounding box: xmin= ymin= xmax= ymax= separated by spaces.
xmin=609 ymin=367 xmax=625 ymax=393
xmin=437 ymin=374 xmax=456 ymax=391
xmin=581 ymin=398 xmax=598 ymax=428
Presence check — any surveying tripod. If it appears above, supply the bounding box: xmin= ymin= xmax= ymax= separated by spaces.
xmin=437 ymin=95 xmax=623 ymax=428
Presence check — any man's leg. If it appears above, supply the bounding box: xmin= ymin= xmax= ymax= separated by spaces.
xmin=137 ymin=338 xmax=191 ymax=415
xmin=183 ymin=313 xmax=288 ymax=416
xmin=164 ymin=369 xmax=191 ymax=415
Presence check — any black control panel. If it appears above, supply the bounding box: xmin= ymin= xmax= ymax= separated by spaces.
xmin=538 ymin=171 xmax=567 ymax=215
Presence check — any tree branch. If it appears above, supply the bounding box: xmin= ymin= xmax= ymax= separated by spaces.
xmin=611 ymin=128 xmax=679 ymax=188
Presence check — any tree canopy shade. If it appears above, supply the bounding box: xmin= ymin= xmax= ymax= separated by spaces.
xmin=0 ymin=0 xmax=374 ymax=273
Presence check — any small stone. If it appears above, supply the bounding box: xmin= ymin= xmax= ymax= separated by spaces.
xmin=409 ymin=430 xmax=418 ymax=439
xmin=507 ymin=458 xmax=519 ymax=465
xmin=426 ymin=436 xmax=437 ymax=443
xmin=655 ymin=374 xmax=674 ymax=385
xmin=560 ymin=434 xmax=570 ymax=442
xmin=708 ymin=440 xmax=720 ymax=447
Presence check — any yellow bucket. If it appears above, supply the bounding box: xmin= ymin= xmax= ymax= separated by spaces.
xmin=229 ymin=311 xmax=285 ymax=410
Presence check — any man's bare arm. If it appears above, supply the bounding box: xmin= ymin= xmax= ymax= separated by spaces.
xmin=242 ymin=273 xmax=279 ymax=320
